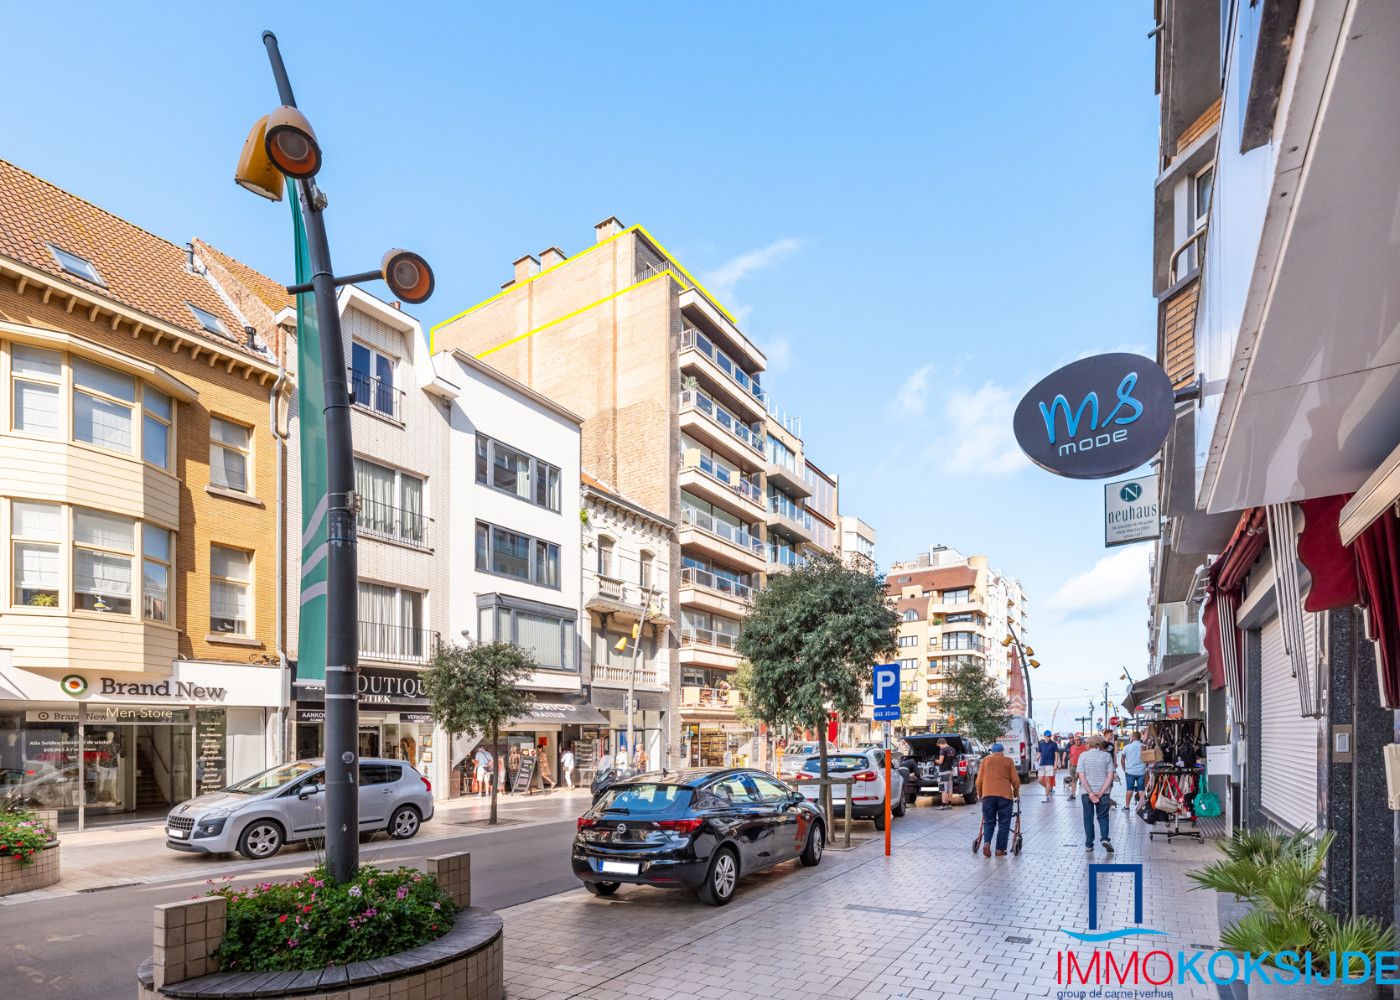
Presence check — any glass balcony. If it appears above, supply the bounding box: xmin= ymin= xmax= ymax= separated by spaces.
xmin=680 ymin=624 xmax=741 ymax=651
xmin=680 ymin=327 xmax=767 ymax=407
xmin=768 ymin=544 xmax=806 ymax=569
xmin=680 ymin=566 xmax=753 ymax=602
xmin=679 ymin=389 xmax=765 ymax=456
xmin=680 ymin=506 xmax=765 ymax=555
xmin=767 ymin=493 xmax=813 ymax=530
xmin=681 ymin=452 xmax=764 ymax=505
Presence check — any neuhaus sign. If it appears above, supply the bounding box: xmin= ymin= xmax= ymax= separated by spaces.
xmin=1013 ymin=353 xmax=1175 ymax=480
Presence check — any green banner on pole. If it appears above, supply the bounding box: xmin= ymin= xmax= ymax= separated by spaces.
xmin=291 ymin=186 xmax=328 ymax=685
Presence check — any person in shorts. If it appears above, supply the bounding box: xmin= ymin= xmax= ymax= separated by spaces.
xmin=936 ymin=738 xmax=958 ymax=809
xmin=1036 ymin=730 xmax=1059 ymax=800
xmin=1120 ymin=731 xmax=1148 ymax=812
xmin=1067 ymin=736 xmax=1086 ymax=797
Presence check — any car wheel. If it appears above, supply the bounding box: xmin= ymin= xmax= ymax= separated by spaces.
xmin=892 ymin=795 xmax=906 ymax=818
xmin=388 ymin=805 xmax=421 ymax=840
xmin=799 ymin=823 xmax=824 ymax=867
xmin=697 ymin=847 xmax=739 ymax=906
xmin=905 ymin=792 xmax=918 ymax=806
xmin=584 ymin=881 xmax=621 ymax=897
xmin=873 ymin=811 xmax=886 ymax=832
xmin=237 ymin=820 xmax=284 ymax=860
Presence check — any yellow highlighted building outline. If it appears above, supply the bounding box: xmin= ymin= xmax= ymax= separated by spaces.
xmin=428 ymin=224 xmax=738 ymax=356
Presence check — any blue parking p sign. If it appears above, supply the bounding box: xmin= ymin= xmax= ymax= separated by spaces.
xmin=873 ymin=662 xmax=900 ymax=720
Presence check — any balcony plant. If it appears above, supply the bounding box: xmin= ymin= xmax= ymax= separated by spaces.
xmin=26 ymin=593 xmax=57 ymax=608
xmin=1188 ymin=829 xmax=1390 ymax=998
xmin=209 ymin=865 xmax=456 ymax=973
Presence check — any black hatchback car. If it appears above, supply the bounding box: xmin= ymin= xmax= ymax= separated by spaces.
xmin=572 ymin=768 xmax=825 ymax=906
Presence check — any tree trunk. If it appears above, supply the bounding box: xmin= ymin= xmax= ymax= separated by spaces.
xmin=490 ymin=721 xmax=501 ymax=826
xmin=817 ymin=720 xmax=832 ymax=835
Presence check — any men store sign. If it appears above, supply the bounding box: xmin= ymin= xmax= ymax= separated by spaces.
xmin=1013 ymin=353 xmax=1176 ymax=480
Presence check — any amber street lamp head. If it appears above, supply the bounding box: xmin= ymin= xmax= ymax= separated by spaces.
xmin=265 ymin=105 xmax=322 ymax=178
xmin=381 ymin=249 xmax=435 ymax=304
xmin=235 ymin=115 xmax=286 ymax=201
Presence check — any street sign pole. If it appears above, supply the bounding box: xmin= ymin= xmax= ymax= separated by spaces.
xmin=872 ymin=664 xmax=900 ymax=859
xmin=883 ymin=721 xmax=892 ymax=857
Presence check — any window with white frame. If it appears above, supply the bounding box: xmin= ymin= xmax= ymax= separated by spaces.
xmin=1193 ymin=165 xmax=1214 ymax=230
xmin=142 ymin=524 xmax=171 ymax=622
xmin=483 ymin=599 xmax=577 ymax=672
xmin=639 ymin=550 xmax=654 ymax=588
xmin=597 ymin=536 xmax=615 ymax=578
xmin=11 ymin=345 xmax=61 ymax=437
xmin=72 ymin=357 xmax=135 ymax=454
xmin=210 ymin=417 xmax=252 ymax=493
xmin=73 ymin=508 xmax=134 ymax=614
xmin=210 ymin=545 xmax=251 ymax=636
xmin=350 ymin=342 xmax=397 ymax=418
xmin=11 ymin=501 xmax=60 ymax=607
xmin=143 ymin=388 xmax=172 ymax=469
xmin=897 ymin=634 xmax=917 ymax=648
xmin=357 ymin=581 xmax=426 ymax=661
xmin=475 ymin=434 xmax=561 ymax=512
xmin=474 ymin=521 xmax=560 ymax=588
xmin=354 ymin=457 xmax=426 ymax=545
xmin=47 ymin=244 xmax=105 ymax=286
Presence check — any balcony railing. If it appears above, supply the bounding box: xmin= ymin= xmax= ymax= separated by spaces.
xmin=347 ymin=368 xmax=406 ymax=423
xmin=680 ymin=506 xmax=765 ymax=555
xmin=590 ymin=575 xmax=666 ymax=615
xmin=680 ymin=327 xmax=767 ymax=407
xmin=768 ymin=545 xmax=806 ymax=569
xmin=680 ymin=624 xmax=741 ymax=652
xmin=767 ymin=493 xmax=813 ymax=530
xmin=679 ymin=389 xmax=764 ymax=456
xmin=929 ymin=597 xmax=984 ymax=613
xmin=681 ymin=685 xmax=741 ymax=709
xmin=591 ymin=661 xmax=665 ymax=688
xmin=767 ymin=402 xmax=802 ymax=439
xmin=681 ymin=452 xmax=764 ymax=505
xmin=359 ymin=621 xmax=437 ymax=664
xmin=680 ymin=566 xmax=753 ymax=602
xmin=357 ymin=497 xmax=431 ymax=548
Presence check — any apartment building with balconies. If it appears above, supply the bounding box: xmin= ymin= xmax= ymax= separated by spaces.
xmin=582 ymin=472 xmax=673 ymax=778
xmin=432 ymin=218 xmax=781 ymax=767
xmin=839 ymin=515 xmax=877 ymax=574
xmin=0 ymin=160 xmax=287 ymax=828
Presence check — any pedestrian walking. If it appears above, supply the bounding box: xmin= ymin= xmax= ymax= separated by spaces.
xmin=635 ymin=746 xmax=648 ymax=771
xmin=974 ymin=742 xmax=1020 ymax=857
xmin=561 ymin=746 xmax=575 ymax=789
xmin=539 ymin=750 xmax=556 ymax=789
xmin=473 ymin=745 xmax=493 ymax=799
xmin=936 ymin=738 xmax=957 ymax=810
xmin=1077 ymin=736 xmax=1115 ymax=853
xmin=1120 ymin=731 xmax=1147 ymax=812
xmin=1067 ymin=736 xmax=1086 ymax=797
xmin=1036 ymin=730 xmax=1059 ymax=800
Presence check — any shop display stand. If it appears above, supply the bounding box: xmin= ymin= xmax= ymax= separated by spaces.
xmin=1147 ymin=766 xmax=1204 ymax=843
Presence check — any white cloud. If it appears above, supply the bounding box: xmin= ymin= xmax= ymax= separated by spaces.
xmin=890 ymin=364 xmax=933 ymax=418
xmin=1045 ymin=545 xmax=1151 ymax=618
xmin=762 ymin=334 xmax=794 ymax=371
xmin=703 ymin=237 xmax=803 ymax=301
xmin=929 ymin=380 xmax=1029 ymax=474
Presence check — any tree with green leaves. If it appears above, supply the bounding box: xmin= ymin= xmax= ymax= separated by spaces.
xmin=898 ymin=691 xmax=920 ymax=734
xmin=422 ymin=640 xmax=535 ymax=826
xmin=936 ymin=660 xmax=1011 ymax=744
xmin=738 ymin=554 xmax=899 ymax=820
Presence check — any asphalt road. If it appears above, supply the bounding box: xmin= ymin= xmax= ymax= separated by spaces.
xmin=0 ymin=818 xmax=580 ymax=1000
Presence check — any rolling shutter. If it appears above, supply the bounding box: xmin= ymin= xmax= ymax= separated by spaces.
xmin=1257 ymin=614 xmax=1320 ymax=831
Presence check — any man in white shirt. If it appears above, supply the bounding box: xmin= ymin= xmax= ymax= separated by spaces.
xmin=560 ymin=747 xmax=575 ymax=788
xmin=1077 ymin=736 xmax=1115 ymax=854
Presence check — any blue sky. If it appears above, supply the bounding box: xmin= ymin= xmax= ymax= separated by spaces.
xmin=3 ymin=3 xmax=1159 ymax=726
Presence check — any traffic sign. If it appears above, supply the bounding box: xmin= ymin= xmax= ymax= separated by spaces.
xmin=873 ymin=662 xmax=900 ymax=706
xmin=873 ymin=706 xmax=900 ymax=721
xmin=1109 ymin=716 xmax=1122 ymax=727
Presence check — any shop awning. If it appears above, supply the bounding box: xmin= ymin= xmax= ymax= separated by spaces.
xmin=1128 ymin=655 xmax=1208 ymax=709
xmin=511 ymin=695 xmax=608 ymax=728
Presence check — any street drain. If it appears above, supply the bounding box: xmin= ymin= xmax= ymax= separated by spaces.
xmin=78 ymin=882 xmax=140 ymax=892
xmin=1005 ymin=935 xmax=1034 ymax=944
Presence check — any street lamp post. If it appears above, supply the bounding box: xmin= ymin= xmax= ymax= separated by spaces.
xmin=625 ymin=587 xmax=658 ymax=768
xmin=1005 ymin=621 xmax=1035 ymax=719
xmin=239 ymin=32 xmax=436 ymax=883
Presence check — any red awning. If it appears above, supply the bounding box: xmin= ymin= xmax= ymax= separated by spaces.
xmin=1353 ymin=507 xmax=1400 ymax=709
xmin=1202 ymin=509 xmax=1267 ymax=700
xmin=1299 ymin=494 xmax=1362 ymax=611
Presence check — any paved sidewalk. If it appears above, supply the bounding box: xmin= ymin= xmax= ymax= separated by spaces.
xmin=497 ymin=786 xmax=1224 ymax=999
xmin=0 ymin=786 xmax=592 ymax=904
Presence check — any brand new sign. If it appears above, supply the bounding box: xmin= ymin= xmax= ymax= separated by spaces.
xmin=1013 ymin=353 xmax=1175 ymax=480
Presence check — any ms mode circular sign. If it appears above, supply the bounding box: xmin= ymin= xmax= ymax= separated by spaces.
xmin=1013 ymin=353 xmax=1175 ymax=480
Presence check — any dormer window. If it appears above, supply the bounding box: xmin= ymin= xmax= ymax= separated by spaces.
xmin=187 ymin=302 xmax=228 ymax=336
xmin=47 ymin=244 xmax=105 ymax=287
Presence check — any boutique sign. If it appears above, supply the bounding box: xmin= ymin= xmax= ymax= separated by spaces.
xmin=1013 ymin=353 xmax=1176 ymax=480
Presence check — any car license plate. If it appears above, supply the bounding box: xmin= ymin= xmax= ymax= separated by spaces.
xmin=600 ymin=860 xmax=639 ymax=875
xmin=167 ymin=826 xmax=187 ymax=839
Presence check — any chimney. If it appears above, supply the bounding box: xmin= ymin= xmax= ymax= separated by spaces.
xmin=512 ymin=254 xmax=539 ymax=283
xmin=539 ymin=246 xmax=566 ymax=268
xmin=594 ymin=216 xmax=625 ymax=243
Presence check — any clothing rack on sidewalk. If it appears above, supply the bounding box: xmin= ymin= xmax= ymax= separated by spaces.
xmin=1144 ymin=764 xmax=1204 ymax=842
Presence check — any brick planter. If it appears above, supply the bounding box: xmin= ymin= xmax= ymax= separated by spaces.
xmin=0 ymin=808 xmax=60 ymax=897
xmin=135 ymin=852 xmax=503 ymax=1000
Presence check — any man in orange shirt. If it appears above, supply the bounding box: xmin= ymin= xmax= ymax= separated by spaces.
xmin=1067 ymin=736 xmax=1087 ymax=798
xmin=974 ymin=742 xmax=1021 ymax=857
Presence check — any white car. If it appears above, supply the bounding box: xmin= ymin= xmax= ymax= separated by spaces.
xmin=790 ymin=747 xmax=906 ymax=830
xmin=774 ymin=742 xmax=820 ymax=775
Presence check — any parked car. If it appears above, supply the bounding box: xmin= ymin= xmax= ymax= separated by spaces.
xmin=774 ymin=742 xmax=819 ymax=775
xmin=900 ymin=733 xmax=983 ymax=805
xmin=572 ymin=768 xmax=824 ymax=906
xmin=164 ymin=758 xmax=434 ymax=859
xmin=999 ymin=716 xmax=1039 ymax=782
xmin=791 ymin=747 xmax=905 ymax=830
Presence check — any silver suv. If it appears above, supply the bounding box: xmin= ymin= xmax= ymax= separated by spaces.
xmin=165 ymin=758 xmax=434 ymax=859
